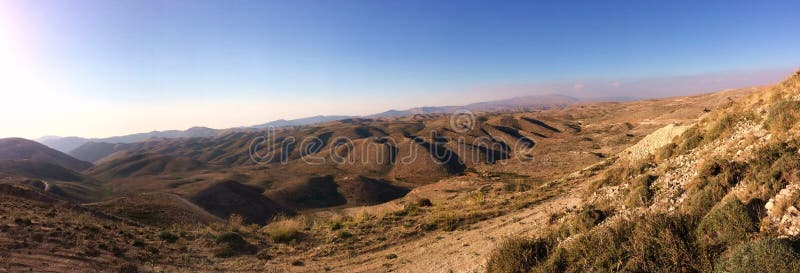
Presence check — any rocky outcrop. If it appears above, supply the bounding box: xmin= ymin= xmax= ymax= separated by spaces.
xmin=764 ymin=184 xmax=800 ymax=237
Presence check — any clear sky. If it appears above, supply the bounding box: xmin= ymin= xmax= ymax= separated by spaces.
xmin=1 ymin=0 xmax=799 ymax=139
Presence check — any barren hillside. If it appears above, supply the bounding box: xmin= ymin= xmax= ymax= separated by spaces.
xmin=0 ymin=81 xmax=772 ymax=272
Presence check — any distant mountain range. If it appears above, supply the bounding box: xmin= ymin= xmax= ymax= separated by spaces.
xmin=37 ymin=127 xmax=219 ymax=154
xmin=367 ymin=94 xmax=582 ymax=118
xmin=36 ymin=93 xmax=632 ymax=154
xmin=251 ymin=115 xmax=353 ymax=128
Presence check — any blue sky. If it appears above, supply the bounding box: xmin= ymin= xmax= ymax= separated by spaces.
xmin=1 ymin=0 xmax=799 ymax=138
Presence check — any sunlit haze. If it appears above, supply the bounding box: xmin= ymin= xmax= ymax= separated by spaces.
xmin=1 ymin=0 xmax=799 ymax=139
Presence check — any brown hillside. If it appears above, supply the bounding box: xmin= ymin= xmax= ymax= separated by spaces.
xmin=175 ymin=180 xmax=291 ymax=225
xmin=87 ymin=153 xmax=208 ymax=179
xmin=0 ymin=138 xmax=92 ymax=171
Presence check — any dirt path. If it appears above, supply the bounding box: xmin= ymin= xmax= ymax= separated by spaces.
xmin=298 ymin=186 xmax=583 ymax=273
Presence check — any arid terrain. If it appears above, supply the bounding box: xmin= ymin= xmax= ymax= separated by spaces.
xmin=3 ymin=71 xmax=799 ymax=273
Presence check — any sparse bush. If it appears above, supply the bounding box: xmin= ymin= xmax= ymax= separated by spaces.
xmin=546 ymin=206 xmax=609 ymax=240
xmin=696 ymin=198 xmax=758 ymax=253
xmin=569 ymin=207 xmax=607 ymax=235
xmin=419 ymin=222 xmax=437 ymax=231
xmin=117 ymin=263 xmax=138 ymax=273
xmin=415 ymin=198 xmax=433 ymax=207
xmin=336 ymin=230 xmax=353 ymax=239
xmin=704 ymin=112 xmax=740 ymax=144
xmin=622 ymin=215 xmax=697 ymax=273
xmin=681 ymin=159 xmax=745 ymax=216
xmin=394 ymin=204 xmax=420 ymax=217
xmin=330 ymin=221 xmax=343 ymax=231
xmin=695 ymin=197 xmax=758 ymax=270
xmin=486 ymin=237 xmax=550 ymax=273
xmin=132 ymin=240 xmax=145 ymax=248
xmin=435 ymin=211 xmax=460 ymax=231
xmin=264 ymin=217 xmax=303 ymax=243
xmin=256 ymin=249 xmax=272 ymax=261
xmin=158 ymin=230 xmax=178 ymax=243
xmin=355 ymin=210 xmax=373 ymax=224
xmin=714 ymin=238 xmax=800 ymax=273
xmin=13 ymin=217 xmax=32 ymax=226
xmin=678 ymin=126 xmax=704 ymax=152
xmin=529 ymin=213 xmax=697 ymax=273
xmin=655 ymin=142 xmax=678 ymax=162
xmin=743 ymin=141 xmax=800 ymax=201
xmin=588 ymin=163 xmax=645 ymax=195
xmin=226 ymin=214 xmax=244 ymax=232
xmin=765 ymin=100 xmax=800 ymax=135
xmin=213 ymin=232 xmax=257 ymax=258
xmin=466 ymin=190 xmax=486 ymax=207
xmin=625 ymin=175 xmax=657 ymax=208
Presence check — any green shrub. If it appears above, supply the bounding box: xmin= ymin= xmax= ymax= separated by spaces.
xmin=678 ymin=126 xmax=704 ymax=152
xmin=588 ymin=163 xmax=647 ymax=196
xmin=714 ymin=238 xmax=800 ymax=273
xmin=744 ymin=142 xmax=800 ymax=201
xmin=696 ymin=198 xmax=758 ymax=256
xmin=213 ymin=232 xmax=257 ymax=258
xmin=623 ymin=215 xmax=697 ymax=273
xmin=765 ymin=100 xmax=800 ymax=134
xmin=547 ymin=206 xmax=609 ymax=240
xmin=486 ymin=237 xmax=550 ymax=273
xmin=536 ymin=219 xmax=628 ymax=272
xmin=704 ymin=112 xmax=740 ymax=144
xmin=336 ymin=230 xmax=353 ymax=239
xmin=571 ymin=207 xmax=606 ymax=234
xmin=158 ymin=231 xmax=178 ymax=243
xmin=117 ymin=263 xmax=138 ymax=273
xmin=681 ymin=159 xmax=745 ymax=216
xmin=415 ymin=198 xmax=433 ymax=207
xmin=530 ymin=214 xmax=697 ymax=273
xmin=625 ymin=175 xmax=657 ymax=208
xmin=255 ymin=249 xmax=272 ymax=261
xmin=655 ymin=142 xmax=678 ymax=162
xmin=394 ymin=204 xmax=420 ymax=217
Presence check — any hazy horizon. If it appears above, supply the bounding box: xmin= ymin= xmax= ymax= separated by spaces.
xmin=11 ymin=66 xmax=794 ymax=140
xmin=2 ymin=0 xmax=799 ymax=139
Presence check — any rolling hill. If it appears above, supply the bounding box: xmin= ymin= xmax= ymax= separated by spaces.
xmin=0 ymin=138 xmax=92 ymax=171
xmin=37 ymin=93 xmax=614 ymax=155
xmin=0 ymin=74 xmax=781 ymax=272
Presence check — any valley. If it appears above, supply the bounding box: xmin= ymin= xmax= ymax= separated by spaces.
xmin=0 ymin=82 xmax=762 ymax=272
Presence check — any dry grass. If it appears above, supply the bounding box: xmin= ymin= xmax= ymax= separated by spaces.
xmin=624 ymin=174 xmax=657 ymax=208
xmin=486 ymin=237 xmax=550 ymax=273
xmin=765 ymin=100 xmax=800 ymax=136
xmin=714 ymin=238 xmax=800 ymax=273
xmin=680 ymin=158 xmax=745 ymax=216
xmin=587 ymin=159 xmax=651 ymax=198
xmin=263 ymin=216 xmax=304 ymax=243
xmin=695 ymin=198 xmax=758 ymax=268
xmin=486 ymin=213 xmax=698 ymax=273
xmin=213 ymin=232 xmax=257 ymax=258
